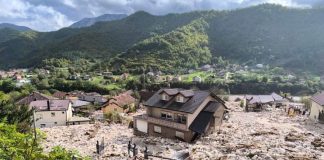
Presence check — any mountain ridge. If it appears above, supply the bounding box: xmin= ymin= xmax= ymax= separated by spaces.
xmin=0 ymin=23 xmax=32 ymax=31
xmin=1 ymin=4 xmax=324 ymax=74
xmin=69 ymin=14 xmax=127 ymax=28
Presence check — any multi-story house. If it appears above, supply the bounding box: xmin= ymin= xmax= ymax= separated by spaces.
xmin=30 ymin=100 xmax=90 ymax=128
xmin=133 ymin=88 xmax=227 ymax=142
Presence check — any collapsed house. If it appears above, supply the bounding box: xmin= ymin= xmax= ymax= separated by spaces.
xmin=244 ymin=93 xmax=289 ymax=111
xmin=133 ymin=88 xmax=227 ymax=142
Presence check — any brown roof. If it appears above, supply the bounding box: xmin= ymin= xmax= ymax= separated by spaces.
xmin=16 ymin=92 xmax=57 ymax=105
xmin=53 ymin=91 xmax=67 ymax=99
xmin=160 ymin=89 xmax=179 ymax=96
xmin=179 ymin=90 xmax=195 ymax=97
xmin=30 ymin=100 xmax=70 ymax=111
xmin=311 ymin=92 xmax=324 ymax=106
xmin=103 ymin=91 xmax=136 ymax=108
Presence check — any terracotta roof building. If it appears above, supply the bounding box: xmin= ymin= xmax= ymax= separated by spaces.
xmin=102 ymin=91 xmax=136 ymax=113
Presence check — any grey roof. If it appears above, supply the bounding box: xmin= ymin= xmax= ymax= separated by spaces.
xmin=189 ymin=101 xmax=225 ymax=134
xmin=30 ymin=100 xmax=70 ymax=111
xmin=246 ymin=95 xmax=274 ymax=104
xmin=203 ymin=101 xmax=223 ymax=113
xmin=311 ymin=92 xmax=324 ymax=106
xmin=189 ymin=111 xmax=213 ymax=134
xmin=145 ymin=88 xmax=212 ymax=113
xmin=271 ymin=92 xmax=285 ymax=101
xmin=71 ymin=100 xmax=91 ymax=108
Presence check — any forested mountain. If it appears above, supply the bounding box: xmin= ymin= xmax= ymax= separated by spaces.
xmin=1 ymin=4 xmax=324 ymax=74
xmin=0 ymin=23 xmax=32 ymax=31
xmin=0 ymin=23 xmax=34 ymax=43
xmin=69 ymin=14 xmax=127 ymax=28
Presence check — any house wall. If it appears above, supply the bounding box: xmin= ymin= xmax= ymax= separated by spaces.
xmin=310 ymin=101 xmax=323 ymax=121
xmin=35 ymin=110 xmax=67 ymax=128
xmin=146 ymin=107 xmax=189 ymax=125
xmin=35 ymin=103 xmax=72 ymax=128
xmin=147 ymin=123 xmax=194 ymax=142
xmin=213 ymin=106 xmax=225 ymax=131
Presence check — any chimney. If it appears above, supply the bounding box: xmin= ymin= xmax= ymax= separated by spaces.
xmin=47 ymin=100 xmax=50 ymax=111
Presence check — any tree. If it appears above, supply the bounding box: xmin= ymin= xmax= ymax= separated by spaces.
xmin=0 ymin=103 xmax=33 ymax=133
xmin=0 ymin=122 xmax=90 ymax=160
xmin=0 ymin=80 xmax=16 ymax=93
xmin=0 ymin=122 xmax=45 ymax=159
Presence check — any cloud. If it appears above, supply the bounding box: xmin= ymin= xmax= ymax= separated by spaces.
xmin=0 ymin=0 xmax=72 ymax=31
xmin=0 ymin=0 xmax=321 ymax=31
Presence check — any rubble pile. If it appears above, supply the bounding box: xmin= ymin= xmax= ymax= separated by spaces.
xmin=41 ymin=103 xmax=324 ymax=160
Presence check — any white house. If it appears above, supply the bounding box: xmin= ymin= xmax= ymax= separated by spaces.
xmin=192 ymin=76 xmax=202 ymax=83
xmin=310 ymin=92 xmax=324 ymax=121
xmin=30 ymin=100 xmax=90 ymax=128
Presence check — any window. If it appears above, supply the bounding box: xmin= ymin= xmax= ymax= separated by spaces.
xmin=175 ymin=131 xmax=184 ymax=139
xmin=154 ymin=126 xmax=161 ymax=133
xmin=161 ymin=94 xmax=169 ymax=100
xmin=51 ymin=112 xmax=55 ymax=117
xmin=161 ymin=113 xmax=167 ymax=119
xmin=54 ymin=122 xmax=57 ymax=125
xmin=177 ymin=114 xmax=187 ymax=124
xmin=161 ymin=112 xmax=173 ymax=120
xmin=40 ymin=124 xmax=46 ymax=128
xmin=166 ymin=113 xmax=172 ymax=120
xmin=62 ymin=111 xmax=65 ymax=114
xmin=176 ymin=95 xmax=184 ymax=102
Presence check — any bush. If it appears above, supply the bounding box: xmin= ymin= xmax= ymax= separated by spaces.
xmin=104 ymin=111 xmax=123 ymax=123
xmin=223 ymin=95 xmax=229 ymax=101
xmin=240 ymin=100 xmax=245 ymax=108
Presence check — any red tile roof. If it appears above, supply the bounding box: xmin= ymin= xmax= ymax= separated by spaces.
xmin=104 ymin=91 xmax=136 ymax=108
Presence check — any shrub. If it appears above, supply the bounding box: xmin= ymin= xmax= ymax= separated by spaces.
xmin=104 ymin=111 xmax=123 ymax=123
xmin=223 ymin=95 xmax=229 ymax=101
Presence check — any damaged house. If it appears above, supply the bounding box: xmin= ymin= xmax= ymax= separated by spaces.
xmin=244 ymin=93 xmax=288 ymax=111
xmin=133 ymin=88 xmax=227 ymax=142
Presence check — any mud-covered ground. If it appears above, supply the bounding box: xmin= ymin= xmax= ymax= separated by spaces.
xmin=41 ymin=103 xmax=324 ymax=160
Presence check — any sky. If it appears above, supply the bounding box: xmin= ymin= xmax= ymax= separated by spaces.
xmin=0 ymin=0 xmax=323 ymax=31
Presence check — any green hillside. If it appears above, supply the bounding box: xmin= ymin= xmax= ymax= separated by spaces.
xmin=1 ymin=4 xmax=324 ymax=74
xmin=122 ymin=18 xmax=211 ymax=71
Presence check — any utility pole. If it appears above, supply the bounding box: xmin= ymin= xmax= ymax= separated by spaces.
xmin=32 ymin=108 xmax=37 ymax=144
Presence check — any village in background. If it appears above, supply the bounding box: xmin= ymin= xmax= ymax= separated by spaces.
xmin=0 ymin=63 xmax=324 ymax=159
xmin=1 ymin=2 xmax=324 ymax=160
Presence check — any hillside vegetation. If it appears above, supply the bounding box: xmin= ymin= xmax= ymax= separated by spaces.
xmin=1 ymin=4 xmax=324 ymax=74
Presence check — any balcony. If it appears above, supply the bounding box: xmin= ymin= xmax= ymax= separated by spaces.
xmin=134 ymin=114 xmax=188 ymax=131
